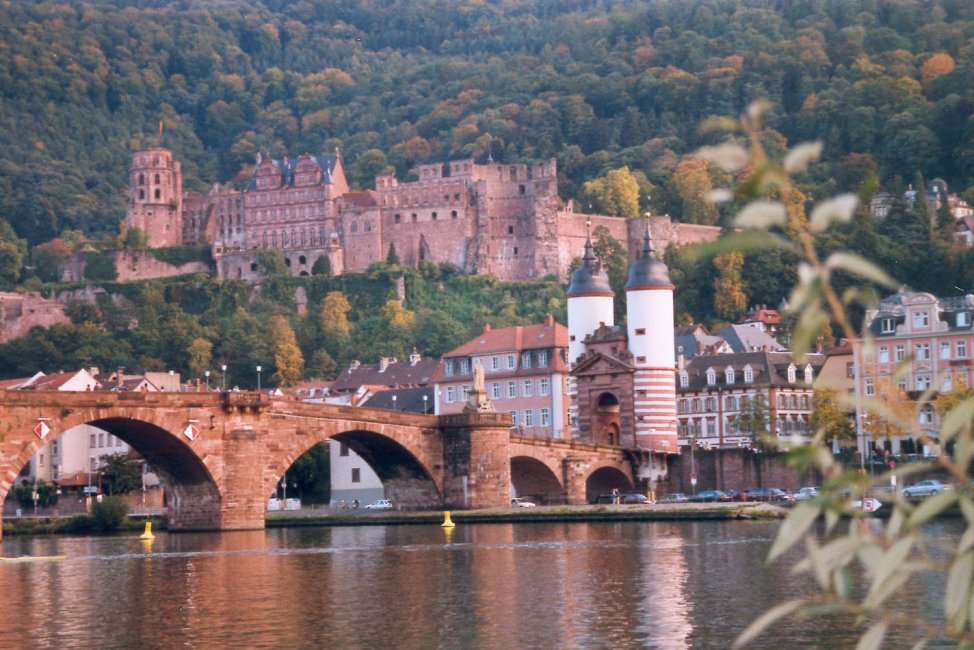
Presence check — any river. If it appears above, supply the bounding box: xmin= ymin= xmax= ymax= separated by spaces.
xmin=0 ymin=519 xmax=954 ymax=649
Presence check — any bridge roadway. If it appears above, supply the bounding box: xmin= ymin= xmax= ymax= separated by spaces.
xmin=0 ymin=391 xmax=638 ymax=537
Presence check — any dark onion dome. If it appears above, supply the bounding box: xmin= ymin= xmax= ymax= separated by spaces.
xmin=567 ymin=238 xmax=614 ymax=296
xmin=625 ymin=230 xmax=673 ymax=290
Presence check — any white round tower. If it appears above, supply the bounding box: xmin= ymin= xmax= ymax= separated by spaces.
xmin=566 ymin=236 xmax=615 ymax=367
xmin=624 ymin=230 xmax=677 ymax=452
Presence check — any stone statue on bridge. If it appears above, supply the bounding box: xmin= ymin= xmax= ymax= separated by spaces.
xmin=464 ymin=360 xmax=495 ymax=413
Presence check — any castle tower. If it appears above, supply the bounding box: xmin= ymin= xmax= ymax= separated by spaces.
xmin=126 ymin=148 xmax=183 ymax=248
xmin=566 ymin=233 xmax=614 ymax=429
xmin=625 ymin=229 xmax=677 ymax=453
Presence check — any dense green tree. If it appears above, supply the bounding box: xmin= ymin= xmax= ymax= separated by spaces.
xmin=99 ymin=452 xmax=142 ymax=495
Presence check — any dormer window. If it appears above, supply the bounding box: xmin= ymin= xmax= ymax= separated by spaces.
xmin=913 ymin=311 xmax=929 ymax=328
xmin=959 ymin=312 xmax=972 ymax=327
xmin=521 ymin=352 xmax=532 ymax=369
xmin=787 ymin=363 xmax=797 ymax=383
xmin=743 ymin=365 xmax=753 ymax=383
xmin=459 ymin=359 xmax=470 ymax=374
xmin=706 ymin=368 xmax=716 ymax=386
xmin=804 ymin=364 xmax=813 ymax=384
xmin=725 ymin=367 xmax=735 ymax=384
xmin=880 ymin=318 xmax=896 ymax=334
xmin=445 ymin=360 xmax=455 ymax=376
xmin=679 ymin=371 xmax=689 ymax=387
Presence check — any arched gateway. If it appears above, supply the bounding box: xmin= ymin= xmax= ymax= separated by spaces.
xmin=0 ymin=392 xmax=637 ymax=538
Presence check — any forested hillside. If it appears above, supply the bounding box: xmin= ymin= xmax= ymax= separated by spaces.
xmin=2 ymin=0 xmax=974 ymax=382
xmin=2 ymin=0 xmax=974 ymax=243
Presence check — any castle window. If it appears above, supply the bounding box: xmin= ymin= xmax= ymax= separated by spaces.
xmin=350 ymin=222 xmax=358 ymax=233
xmin=250 ymin=262 xmax=258 ymax=272
xmin=451 ymin=210 xmax=458 ymax=218
xmin=431 ymin=212 xmax=437 ymax=221
xmin=635 ymin=328 xmax=646 ymax=335
xmin=139 ymin=189 xmax=145 ymax=200
xmin=285 ymin=257 xmax=291 ymax=267
xmin=138 ymin=174 xmax=144 ymax=185
xmin=508 ymin=226 xmax=514 ymax=235
xmin=299 ymin=255 xmax=307 ymax=265
xmin=519 ymin=184 xmax=525 ymax=195
xmin=411 ymin=213 xmax=418 ymax=222
xmin=154 ymin=174 xmax=160 ymax=184
xmin=154 ymin=189 xmax=161 ymax=199
xmin=513 ymin=247 xmax=518 ymax=255
xmin=395 ymin=214 xmax=401 ymax=224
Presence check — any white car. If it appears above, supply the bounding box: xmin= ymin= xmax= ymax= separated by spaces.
xmin=364 ymin=499 xmax=393 ymax=510
xmin=793 ymin=487 xmax=819 ymax=501
xmin=511 ymin=497 xmax=536 ymax=507
xmin=902 ymin=480 xmax=947 ymax=498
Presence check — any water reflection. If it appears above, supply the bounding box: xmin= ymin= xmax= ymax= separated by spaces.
xmin=0 ymin=520 xmax=958 ymax=648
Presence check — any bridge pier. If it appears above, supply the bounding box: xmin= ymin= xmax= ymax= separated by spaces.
xmin=214 ymin=428 xmax=270 ymax=531
xmin=440 ymin=412 xmax=511 ymax=509
xmin=562 ymin=456 xmax=590 ymax=505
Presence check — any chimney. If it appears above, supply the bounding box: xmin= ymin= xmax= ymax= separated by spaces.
xmin=544 ymin=314 xmax=554 ymax=327
xmin=409 ymin=348 xmax=421 ymax=365
xmin=349 ymin=360 xmax=361 ymax=370
xmin=483 ymin=323 xmax=492 ymax=333
xmin=379 ymin=357 xmax=391 ymax=372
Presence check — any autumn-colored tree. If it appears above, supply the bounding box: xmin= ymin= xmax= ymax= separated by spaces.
xmin=270 ymin=315 xmax=304 ymax=387
xmin=580 ymin=167 xmax=640 ymax=218
xmin=712 ymin=252 xmax=748 ymax=321
xmin=31 ymin=238 xmax=72 ymax=282
xmin=670 ymin=158 xmax=719 ymax=225
xmin=187 ymin=337 xmax=213 ymax=381
xmin=861 ymin=377 xmax=915 ymax=442
xmin=810 ymin=387 xmax=855 ymax=442
xmin=320 ymin=291 xmax=352 ymax=358
xmin=920 ymin=52 xmax=955 ymax=86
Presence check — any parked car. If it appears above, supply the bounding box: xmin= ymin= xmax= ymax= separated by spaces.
xmin=688 ymin=490 xmax=727 ymax=503
xmin=903 ymin=480 xmax=947 ymax=498
xmin=511 ymin=497 xmax=537 ymax=507
xmin=621 ymin=493 xmax=652 ymax=504
xmin=657 ymin=492 xmax=688 ymax=503
xmin=793 ymin=487 xmax=819 ymax=501
xmin=591 ymin=494 xmax=615 ymax=504
xmin=721 ymin=489 xmax=744 ymax=502
xmin=364 ymin=499 xmax=393 ymax=510
xmin=744 ymin=488 xmax=795 ymax=502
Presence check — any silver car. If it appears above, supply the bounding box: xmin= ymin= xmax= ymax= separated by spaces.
xmin=793 ymin=487 xmax=819 ymax=500
xmin=902 ymin=480 xmax=946 ymax=498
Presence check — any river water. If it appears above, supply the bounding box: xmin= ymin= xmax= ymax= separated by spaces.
xmin=0 ymin=519 xmax=954 ymax=649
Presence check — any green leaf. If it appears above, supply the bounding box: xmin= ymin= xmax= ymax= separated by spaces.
xmin=769 ymin=502 xmax=821 ymax=561
xmin=908 ymin=490 xmax=959 ymax=529
xmin=824 ymin=252 xmax=897 ymax=288
xmin=856 ymin=622 xmax=888 ymax=650
xmin=810 ymin=193 xmax=858 ymax=232
xmin=733 ymin=599 xmax=805 ymax=648
xmin=784 ymin=141 xmax=824 ymax=174
xmin=939 ymin=398 xmax=974 ymax=444
xmin=946 ymin=551 xmax=974 ymax=631
xmin=734 ymin=200 xmax=788 ymax=230
xmin=694 ymin=143 xmax=750 ymax=172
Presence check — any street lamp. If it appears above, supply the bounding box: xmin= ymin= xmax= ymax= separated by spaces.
xmin=256 ymin=365 xmax=262 ymax=392
xmin=392 ymin=395 xmax=397 ymax=410
xmin=221 ymin=364 xmax=227 ymax=392
xmin=204 ymin=370 xmax=210 ymax=390
xmin=423 ymin=394 xmax=429 ymax=414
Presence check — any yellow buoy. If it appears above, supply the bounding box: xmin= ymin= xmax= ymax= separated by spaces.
xmin=139 ymin=521 xmax=155 ymax=540
xmin=441 ymin=511 xmax=456 ymax=528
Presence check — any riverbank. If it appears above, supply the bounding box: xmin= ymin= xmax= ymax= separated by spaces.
xmin=2 ymin=503 xmax=785 ymax=537
xmin=264 ymin=502 xmax=788 ymax=528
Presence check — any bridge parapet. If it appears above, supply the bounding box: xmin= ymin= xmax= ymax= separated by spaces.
xmin=439 ymin=411 xmax=512 ymax=428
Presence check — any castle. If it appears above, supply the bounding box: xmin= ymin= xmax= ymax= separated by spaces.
xmin=126 ymin=148 xmax=721 ymax=282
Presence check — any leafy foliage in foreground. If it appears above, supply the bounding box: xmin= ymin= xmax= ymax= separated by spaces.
xmin=717 ymin=105 xmax=974 ymax=649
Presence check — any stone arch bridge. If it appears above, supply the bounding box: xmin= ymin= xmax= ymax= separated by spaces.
xmin=0 ymin=391 xmax=645 ymax=538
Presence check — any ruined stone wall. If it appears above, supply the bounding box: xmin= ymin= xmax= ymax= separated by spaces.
xmin=111 ymin=250 xmax=211 ymax=282
xmin=0 ymin=292 xmax=70 ymax=343
xmin=666 ymin=447 xmax=820 ymax=495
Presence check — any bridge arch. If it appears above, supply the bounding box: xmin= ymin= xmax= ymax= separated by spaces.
xmin=585 ymin=465 xmax=634 ymax=503
xmin=510 ymin=455 xmax=564 ymax=505
xmin=265 ymin=425 xmax=445 ymax=510
xmin=2 ymin=409 xmax=221 ymax=531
